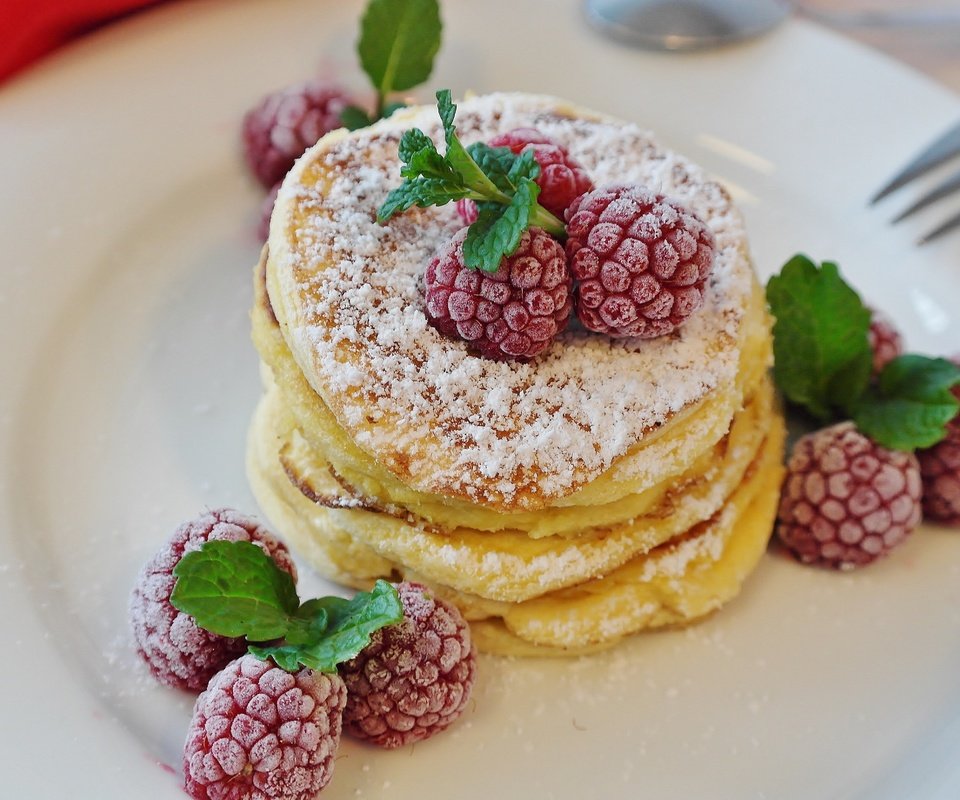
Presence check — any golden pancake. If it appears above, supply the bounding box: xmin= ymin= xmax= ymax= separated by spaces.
xmin=263 ymin=93 xmax=760 ymax=512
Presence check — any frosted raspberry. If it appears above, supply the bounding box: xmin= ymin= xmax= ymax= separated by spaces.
xmin=777 ymin=422 xmax=922 ymax=569
xmin=424 ymin=227 xmax=572 ymax=360
xmin=488 ymin=127 xmax=554 ymax=150
xmin=565 ymin=185 xmax=715 ymax=338
xmin=457 ymin=128 xmax=594 ymax=223
xmin=184 ymin=654 xmax=346 ymax=800
xmin=454 ymin=198 xmax=478 ymax=226
xmin=130 ymin=508 xmax=297 ymax=691
xmin=918 ymin=366 xmax=960 ymax=525
xmin=242 ymin=81 xmax=353 ymax=188
xmin=867 ymin=309 xmax=904 ymax=375
xmin=339 ymin=582 xmax=475 ymax=749
xmin=488 ymin=128 xmax=594 ymax=218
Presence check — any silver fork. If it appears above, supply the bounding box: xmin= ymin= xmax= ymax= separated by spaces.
xmin=871 ymin=122 xmax=960 ymax=244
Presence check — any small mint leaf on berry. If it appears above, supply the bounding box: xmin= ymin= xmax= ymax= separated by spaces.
xmin=340 ymin=105 xmax=373 ymax=131
xmin=466 ymin=142 xmax=520 ymax=194
xmin=358 ymin=0 xmax=442 ymax=109
xmin=766 ymin=255 xmax=872 ymax=420
xmin=463 ymin=178 xmax=540 ymax=272
xmin=250 ymin=580 xmax=404 ymax=673
xmin=507 ymin=148 xmax=541 ymax=185
xmin=852 ymin=355 xmax=960 ymax=451
xmin=171 ymin=541 xmax=299 ymax=641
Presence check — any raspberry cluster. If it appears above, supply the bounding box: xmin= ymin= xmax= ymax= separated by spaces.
xmin=436 ymin=129 xmax=716 ymax=359
xmin=132 ymin=515 xmax=476 ymax=798
xmin=777 ymin=344 xmax=960 ymax=570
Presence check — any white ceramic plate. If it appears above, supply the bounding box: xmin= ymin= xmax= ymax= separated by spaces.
xmin=2 ymin=1 xmax=959 ymax=797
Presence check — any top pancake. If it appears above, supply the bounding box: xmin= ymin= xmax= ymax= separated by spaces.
xmin=265 ymin=93 xmax=756 ymax=510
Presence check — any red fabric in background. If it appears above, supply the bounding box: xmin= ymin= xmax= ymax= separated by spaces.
xmin=1 ymin=0 xmax=162 ymax=83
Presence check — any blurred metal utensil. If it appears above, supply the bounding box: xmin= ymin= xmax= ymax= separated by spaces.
xmin=871 ymin=122 xmax=960 ymax=244
xmin=583 ymin=0 xmax=793 ymax=51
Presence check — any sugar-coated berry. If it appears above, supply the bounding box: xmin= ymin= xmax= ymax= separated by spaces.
xmin=242 ymin=81 xmax=353 ymax=188
xmin=488 ymin=127 xmax=554 ymax=150
xmin=183 ymin=654 xmax=346 ymax=800
xmin=339 ymin=582 xmax=475 ymax=749
xmin=424 ymin=227 xmax=572 ymax=361
xmin=130 ymin=508 xmax=296 ymax=691
xmin=917 ymin=363 xmax=960 ymax=525
xmin=454 ymin=198 xmax=478 ymax=226
xmin=456 ymin=128 xmax=594 ymax=223
xmin=565 ymin=185 xmax=715 ymax=338
xmin=777 ymin=422 xmax=922 ymax=569
xmin=867 ymin=309 xmax=904 ymax=375
xmin=487 ymin=128 xmax=594 ymax=218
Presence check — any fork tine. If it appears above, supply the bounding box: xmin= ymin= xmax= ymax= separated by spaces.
xmin=891 ymin=168 xmax=960 ymax=223
xmin=871 ymin=122 xmax=960 ymax=204
xmin=918 ymin=208 xmax=960 ymax=245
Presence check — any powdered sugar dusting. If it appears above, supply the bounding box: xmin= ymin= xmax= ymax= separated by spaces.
xmin=271 ymin=93 xmax=753 ymax=507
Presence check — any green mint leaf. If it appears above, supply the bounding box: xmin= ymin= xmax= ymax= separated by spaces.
xmin=398 ymin=128 xmax=436 ymax=164
xmin=358 ymin=0 xmax=442 ymax=99
xmin=465 ymin=143 xmax=529 ymax=194
xmin=463 ymin=178 xmax=540 ymax=272
xmin=436 ymin=90 xmax=504 ymax=199
xmin=400 ymin=143 xmax=460 ymax=183
xmin=250 ymin=580 xmax=404 ymax=673
xmin=284 ymin=601 xmax=330 ymax=647
xmin=248 ymin=645 xmax=302 ymax=673
xmin=171 ymin=541 xmax=299 ymax=641
xmin=379 ymin=126 xmax=471 ymax=222
xmin=340 ymin=105 xmax=373 ymax=131
xmin=852 ymin=355 xmax=960 ymax=451
xmin=507 ymin=148 xmax=541 ymax=185
xmin=765 ymin=255 xmax=872 ymax=420
xmin=436 ymin=88 xmax=457 ymax=140
xmin=378 ymin=178 xmax=469 ymax=222
xmin=377 ymin=92 xmax=563 ymax=239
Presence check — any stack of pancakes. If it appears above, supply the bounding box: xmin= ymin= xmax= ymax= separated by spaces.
xmin=247 ymin=93 xmax=785 ymax=656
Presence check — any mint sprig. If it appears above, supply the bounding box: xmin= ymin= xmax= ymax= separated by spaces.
xmin=171 ymin=541 xmax=403 ymax=673
xmin=852 ymin=356 xmax=960 ymax=451
xmin=378 ymin=90 xmax=564 ymax=272
xmin=251 ymin=586 xmax=404 ymax=673
xmin=171 ymin=541 xmax=300 ymax=640
xmin=357 ymin=0 xmax=442 ymax=121
xmin=766 ymin=255 xmax=960 ymax=451
xmin=766 ymin=255 xmax=872 ymax=420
